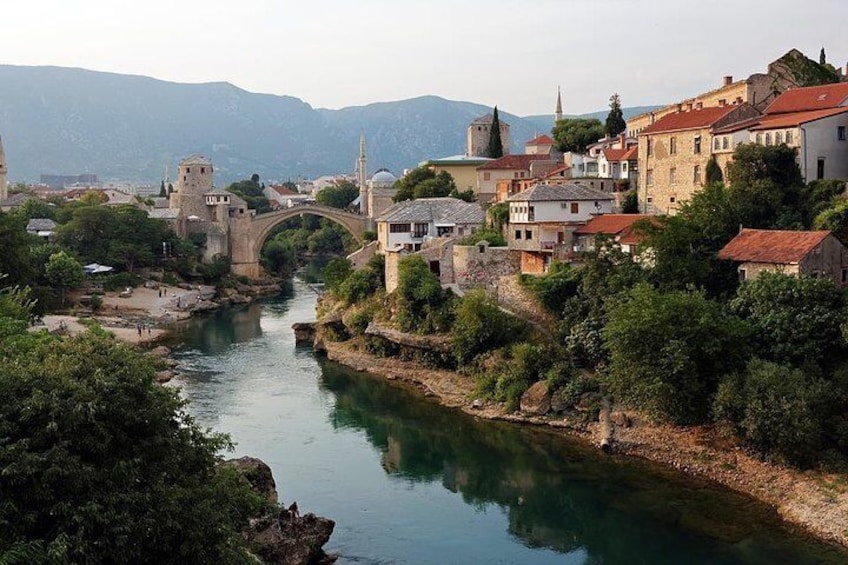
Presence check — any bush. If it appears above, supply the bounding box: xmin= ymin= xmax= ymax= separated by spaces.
xmin=394 ymin=255 xmax=455 ymax=333
xmin=451 ymin=289 xmax=520 ymax=366
xmin=520 ymin=261 xmax=578 ymax=314
xmin=102 ymin=272 xmax=142 ymax=292
xmin=323 ymin=258 xmax=353 ymax=292
xmin=458 ymin=228 xmax=506 ymax=247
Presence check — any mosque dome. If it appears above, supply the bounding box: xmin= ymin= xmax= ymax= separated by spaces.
xmin=370 ymin=169 xmax=397 ymax=184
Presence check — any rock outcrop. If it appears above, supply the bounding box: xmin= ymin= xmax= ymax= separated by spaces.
xmin=520 ymin=381 xmax=551 ymax=416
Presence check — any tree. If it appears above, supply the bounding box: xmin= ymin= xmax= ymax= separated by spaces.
xmin=727 ymin=143 xmax=803 ymax=189
xmin=604 ymin=93 xmax=626 ymax=137
xmin=45 ymin=251 xmax=83 ymax=305
xmin=394 ymin=255 xmax=454 ymax=333
xmin=0 ymin=330 xmax=266 ymax=564
xmin=604 ymin=284 xmax=749 ymax=424
xmin=227 ymin=175 xmax=271 ymax=213
xmin=392 ymin=167 xmax=457 ymax=203
xmin=729 ymin=272 xmax=847 ymax=368
xmin=159 ymin=180 xmax=167 ymax=197
xmin=820 ymin=47 xmax=826 ymax=65
xmin=486 ymin=106 xmax=504 ymax=159
xmin=316 ymin=180 xmax=358 ymax=209
xmin=323 ymin=258 xmax=353 ymax=292
xmin=621 ymin=190 xmax=638 ymax=214
xmin=487 ymin=202 xmax=509 ymax=231
xmin=261 ymin=236 xmax=296 ymax=276
xmin=451 ymin=289 xmax=519 ymax=366
xmin=458 ymin=227 xmax=506 ymax=247
xmin=0 ymin=211 xmax=37 ymax=287
xmin=814 ymin=198 xmax=848 ymax=243
xmin=705 ymin=157 xmax=723 ymax=184
xmin=551 ymin=118 xmax=605 ymax=153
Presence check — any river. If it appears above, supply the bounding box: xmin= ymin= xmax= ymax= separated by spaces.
xmin=167 ymin=279 xmax=844 ymax=565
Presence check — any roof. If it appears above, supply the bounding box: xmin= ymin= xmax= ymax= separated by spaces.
xmin=717 ymin=229 xmax=832 ymax=264
xmin=620 ymin=147 xmax=637 ymax=161
xmin=469 ymin=114 xmax=510 ymax=127
xmin=0 ymin=193 xmax=28 ymax=207
xmin=600 ymin=148 xmax=630 ymax=162
xmin=148 ymin=208 xmax=180 ymax=220
xmin=525 ymin=134 xmax=554 ymax=146
xmin=376 ymin=197 xmax=485 ymax=225
xmin=639 ymin=106 xmax=739 ymax=135
xmin=26 ymin=218 xmax=57 ymax=231
xmin=371 ymin=169 xmax=397 ymax=183
xmin=506 ymin=183 xmax=613 ymax=203
xmin=270 ymin=185 xmax=298 ymax=196
xmin=540 ymin=165 xmax=571 ymax=179
xmin=574 ymin=214 xmax=652 ymax=236
xmin=204 ymin=188 xmax=231 ymax=196
xmin=749 ymin=107 xmax=848 ymax=131
xmin=180 ymin=154 xmax=213 ymax=166
xmin=477 ymin=154 xmax=551 ymax=171
xmin=421 ymin=155 xmax=493 ymax=167
xmin=764 ymin=83 xmax=848 ymax=114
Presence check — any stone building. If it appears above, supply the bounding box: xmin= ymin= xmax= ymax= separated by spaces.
xmin=0 ymin=135 xmax=7 ymax=202
xmin=467 ymin=114 xmax=511 ymax=158
xmin=419 ymin=155 xmax=493 ymax=194
xmin=476 ymin=154 xmax=556 ymax=204
xmin=718 ymin=228 xmax=848 ymax=285
xmin=170 ymin=155 xmax=214 ymax=223
xmin=367 ymin=169 xmax=399 ymax=222
xmin=638 ymin=104 xmax=760 ymax=214
xmin=375 ymin=197 xmax=484 ymax=252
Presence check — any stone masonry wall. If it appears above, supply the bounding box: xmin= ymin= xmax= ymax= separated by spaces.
xmin=454 ymin=244 xmax=520 ymax=291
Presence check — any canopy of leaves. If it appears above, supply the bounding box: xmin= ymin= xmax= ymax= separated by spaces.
xmin=316 ymin=180 xmax=358 ymax=209
xmin=457 ymin=227 xmax=506 ymax=247
xmin=604 ymin=94 xmax=626 ymax=137
xmin=226 ymin=174 xmax=272 ymax=213
xmin=451 ymin=289 xmax=520 ymax=366
xmin=261 ymin=235 xmax=296 ymax=276
xmin=394 ymin=255 xmax=455 ymax=333
xmin=551 ymin=118 xmax=604 ymax=153
xmin=393 ymin=167 xmax=458 ymax=203
xmin=604 ymin=284 xmax=749 ymax=424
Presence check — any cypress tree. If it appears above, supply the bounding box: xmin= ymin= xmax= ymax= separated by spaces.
xmin=820 ymin=47 xmax=826 ymax=65
xmin=705 ymin=156 xmax=723 ymax=184
xmin=486 ymin=106 xmax=504 ymax=159
xmin=159 ymin=180 xmax=167 ymax=197
xmin=605 ymin=93 xmax=626 ymax=137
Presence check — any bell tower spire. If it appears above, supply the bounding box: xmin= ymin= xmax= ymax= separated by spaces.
xmin=555 ymin=86 xmax=563 ymax=123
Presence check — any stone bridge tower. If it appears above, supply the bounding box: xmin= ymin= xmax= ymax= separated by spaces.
xmin=0 ymin=135 xmax=8 ymax=202
xmin=170 ymin=155 xmax=214 ymax=225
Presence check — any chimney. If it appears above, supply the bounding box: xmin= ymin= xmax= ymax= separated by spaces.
xmin=619 ymin=132 xmax=626 ymax=147
xmin=676 ymin=103 xmax=683 ymax=112
xmin=695 ymin=101 xmax=703 ymax=110
xmin=723 ymin=75 xmax=733 ymax=86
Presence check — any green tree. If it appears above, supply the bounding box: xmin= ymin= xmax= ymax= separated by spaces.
xmin=727 ymin=143 xmax=803 ymax=189
xmin=729 ymin=272 xmax=847 ymax=368
xmin=0 ymin=211 xmax=37 ymax=287
xmin=458 ymin=227 xmax=506 ymax=247
xmin=159 ymin=180 xmax=167 ymax=197
xmin=451 ymin=289 xmax=519 ymax=366
xmin=487 ymin=202 xmax=509 ymax=231
xmin=316 ymin=180 xmax=358 ymax=209
xmin=604 ymin=284 xmax=749 ymax=424
xmin=392 ymin=167 xmax=457 ymax=202
xmin=551 ymin=118 xmax=605 ymax=153
xmin=621 ymin=190 xmax=639 ymax=214
xmin=261 ymin=235 xmax=296 ymax=276
xmin=486 ymin=106 xmax=504 ymax=159
xmin=820 ymin=47 xmax=826 ymax=65
xmin=0 ymin=330 xmax=266 ymax=564
xmin=814 ymin=198 xmax=848 ymax=243
xmin=604 ymin=93 xmax=626 ymax=137
xmin=45 ymin=251 xmax=83 ymax=305
xmin=394 ymin=255 xmax=454 ymax=333
xmin=227 ymin=174 xmax=271 ymax=213
xmin=323 ymin=258 xmax=353 ymax=292
xmin=705 ymin=156 xmax=723 ymax=184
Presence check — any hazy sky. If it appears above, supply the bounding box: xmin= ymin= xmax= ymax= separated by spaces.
xmin=1 ymin=0 xmax=845 ymax=116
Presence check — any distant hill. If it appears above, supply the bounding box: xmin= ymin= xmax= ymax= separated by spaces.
xmin=0 ymin=65 xmax=658 ymax=184
xmin=521 ymin=105 xmax=663 ymax=133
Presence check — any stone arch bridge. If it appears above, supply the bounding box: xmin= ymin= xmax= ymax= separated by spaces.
xmin=229 ymin=204 xmax=369 ymax=278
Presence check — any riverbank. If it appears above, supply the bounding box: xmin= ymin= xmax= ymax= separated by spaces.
xmin=322 ymin=338 xmax=848 ymax=551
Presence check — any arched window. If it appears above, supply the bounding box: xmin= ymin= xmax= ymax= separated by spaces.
xmin=755 ymin=133 xmax=762 ymax=144
xmin=775 ymin=131 xmax=782 ymax=144
xmin=765 ymin=133 xmax=772 ymax=146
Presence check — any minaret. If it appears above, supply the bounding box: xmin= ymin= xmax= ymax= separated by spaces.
xmin=357 ymin=132 xmax=368 ymax=216
xmin=0 ymin=135 xmax=7 ymax=202
xmin=555 ymin=87 xmax=563 ymax=123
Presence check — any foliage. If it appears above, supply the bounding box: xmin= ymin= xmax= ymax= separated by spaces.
xmin=814 ymin=198 xmax=848 ymax=244
xmin=323 ymin=258 xmax=353 ymax=292
xmin=705 ymin=157 xmax=723 ymax=184
xmin=393 ymin=167 xmax=457 ymax=203
xmin=775 ymin=48 xmax=841 ymax=87
xmin=196 ymin=255 xmax=231 ymax=283
xmin=713 ymin=360 xmax=828 ymax=467
xmin=316 ymin=180 xmax=358 ymax=209
xmin=45 ymin=251 xmax=83 ymax=305
xmin=521 ymin=261 xmax=579 ymax=315
xmin=261 ymin=235 xmax=296 ymax=276
xmin=363 ymin=230 xmax=377 ymax=242
xmin=394 ymin=255 xmax=455 ymax=333
xmin=451 ymin=289 xmax=521 ymax=366
xmin=604 ymin=93 xmax=626 ymax=137
xmin=0 ymin=211 xmax=37 ymax=287
xmin=727 ymin=143 xmax=803 ymax=189
xmin=551 ymin=118 xmax=604 ymax=153
xmin=604 ymin=284 xmax=750 ymax=424
xmin=457 ymin=228 xmax=506 ymax=247
xmin=621 ymin=190 xmax=638 ymax=214
xmin=100 ymin=272 xmax=143 ymax=292
xmin=487 ymin=202 xmax=509 ymax=231
xmin=10 ymin=197 xmax=58 ymax=222
xmin=486 ymin=106 xmax=504 ymax=159
xmin=226 ymin=174 xmax=271 ymax=213
xmin=0 ymin=331 xmax=266 ymax=564
xmin=729 ymin=272 xmax=847 ymax=368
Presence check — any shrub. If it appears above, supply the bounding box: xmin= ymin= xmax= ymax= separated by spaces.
xmin=451 ymin=289 xmax=520 ymax=366
xmin=458 ymin=228 xmax=506 ymax=247
xmin=102 ymin=272 xmax=142 ymax=292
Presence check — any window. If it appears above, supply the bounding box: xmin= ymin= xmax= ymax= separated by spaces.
xmin=694 ymin=136 xmax=702 ymax=154
xmin=390 ymin=223 xmax=411 ymax=233
xmin=525 ymin=230 xmax=532 ymax=240
xmin=570 ymin=202 xmax=579 ymax=214
xmin=515 ymin=230 xmax=522 ymax=240
xmin=714 ymin=137 xmax=720 ymax=151
xmin=765 ymin=132 xmax=772 ymax=146
xmin=186 ymin=168 xmax=191 ymax=173
xmin=528 ymin=206 xmax=535 ymax=221
xmin=755 ymin=133 xmax=762 ymax=144
xmin=669 ymin=167 xmax=677 ymax=185
xmin=842 ymin=269 xmax=848 ymax=284
xmin=623 ymin=162 xmax=628 ymax=171
xmin=786 ymin=130 xmax=793 ymax=144
xmin=775 ymin=131 xmax=782 ymax=144
xmin=201 ymin=167 xmax=205 ymax=174
xmin=669 ymin=137 xmax=677 ymax=155
xmin=818 ymin=158 xmax=825 ymax=180
xmin=739 ymin=269 xmax=747 ymax=282
xmin=693 ymin=165 xmax=701 ymax=184
xmin=413 ymin=223 xmax=428 ymax=237
xmin=839 ymin=126 xmax=847 ymax=141
xmin=670 ymin=196 xmax=676 ymax=203
xmin=483 ymin=172 xmax=491 ymax=181
xmin=722 ymin=136 xmax=728 ymax=150
xmin=646 ymin=169 xmax=654 ymax=186
xmin=647 ymin=196 xmax=653 ymax=203
xmin=646 ymin=138 xmax=652 ymax=157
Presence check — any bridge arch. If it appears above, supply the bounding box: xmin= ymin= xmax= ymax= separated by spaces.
xmin=230 ymin=204 xmax=369 ymax=278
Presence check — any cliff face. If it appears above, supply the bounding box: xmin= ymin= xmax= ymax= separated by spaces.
xmin=769 ymin=48 xmax=842 ymax=88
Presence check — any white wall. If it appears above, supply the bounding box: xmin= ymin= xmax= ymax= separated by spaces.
xmin=509 ymin=199 xmax=613 ymax=224
xmin=799 ymin=114 xmax=848 ymax=182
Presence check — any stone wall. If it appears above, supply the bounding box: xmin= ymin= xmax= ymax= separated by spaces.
xmin=454 ymin=243 xmax=520 ymax=291
xmin=347 ymin=241 xmax=379 ymax=270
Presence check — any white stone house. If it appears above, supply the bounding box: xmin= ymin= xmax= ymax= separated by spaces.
xmin=375 ymin=197 xmax=485 ymax=252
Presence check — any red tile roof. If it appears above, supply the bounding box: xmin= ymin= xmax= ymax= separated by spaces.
xmin=764 ymin=83 xmax=848 ymax=114
xmin=717 ymin=229 xmax=832 ymax=264
xmin=601 ymin=148 xmax=629 ymax=161
xmin=574 ymin=214 xmax=653 ymax=236
xmin=540 ymin=165 xmax=570 ymax=179
xmin=620 ymin=147 xmax=637 ymax=161
xmin=749 ymin=107 xmax=848 ymax=131
xmin=477 ymin=154 xmax=552 ymax=171
xmin=525 ymin=134 xmax=554 ymax=146
xmin=639 ymin=106 xmax=739 ymax=135
xmin=270 ymin=184 xmax=298 ymax=196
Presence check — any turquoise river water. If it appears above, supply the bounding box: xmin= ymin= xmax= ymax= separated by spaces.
xmin=167 ymin=279 xmax=845 ymax=565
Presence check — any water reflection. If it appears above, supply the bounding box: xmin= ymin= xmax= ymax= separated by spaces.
xmin=319 ymin=360 xmax=845 ymax=565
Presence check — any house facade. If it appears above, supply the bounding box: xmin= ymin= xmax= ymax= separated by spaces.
xmin=476 ymin=154 xmax=555 ymax=204
xmin=375 ymin=197 xmax=485 ymax=252
xmin=420 ymin=155 xmax=493 ymax=193
xmin=718 ymin=228 xmax=848 ymax=285
xmin=572 ymin=214 xmax=652 ymax=254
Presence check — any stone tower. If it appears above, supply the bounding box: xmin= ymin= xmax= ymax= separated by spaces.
xmin=170 ymin=154 xmax=214 ymax=222
xmin=555 ymin=87 xmax=563 ymax=123
xmin=0 ymin=135 xmax=7 ymax=202
xmin=357 ymin=133 xmax=368 ymax=216
xmin=466 ymin=114 xmax=511 ymax=157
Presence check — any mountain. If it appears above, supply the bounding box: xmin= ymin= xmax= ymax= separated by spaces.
xmin=0 ymin=65 xmax=657 ymax=185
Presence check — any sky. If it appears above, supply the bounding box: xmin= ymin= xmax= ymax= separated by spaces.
xmin=1 ymin=0 xmax=846 ymax=116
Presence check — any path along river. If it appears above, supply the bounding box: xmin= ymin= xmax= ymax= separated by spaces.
xmin=167 ymin=278 xmax=844 ymax=565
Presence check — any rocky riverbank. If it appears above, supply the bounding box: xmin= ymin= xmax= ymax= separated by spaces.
xmin=321 ymin=338 xmax=848 ymax=552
